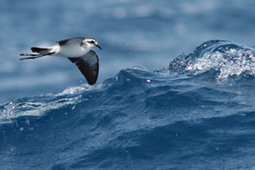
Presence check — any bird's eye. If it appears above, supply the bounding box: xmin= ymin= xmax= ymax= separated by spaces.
xmin=89 ymin=41 xmax=95 ymax=44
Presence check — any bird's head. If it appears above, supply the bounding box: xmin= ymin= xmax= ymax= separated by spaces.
xmin=84 ymin=38 xmax=102 ymax=50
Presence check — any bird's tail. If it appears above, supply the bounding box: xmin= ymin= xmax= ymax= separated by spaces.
xmin=31 ymin=47 xmax=50 ymax=53
xmin=20 ymin=47 xmax=55 ymax=60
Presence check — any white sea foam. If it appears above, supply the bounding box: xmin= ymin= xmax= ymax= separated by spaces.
xmin=0 ymin=95 xmax=82 ymax=125
xmin=185 ymin=48 xmax=255 ymax=81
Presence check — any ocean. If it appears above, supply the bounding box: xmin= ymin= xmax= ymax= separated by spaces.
xmin=1 ymin=0 xmax=255 ymax=169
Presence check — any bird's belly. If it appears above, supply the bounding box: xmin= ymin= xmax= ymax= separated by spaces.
xmin=58 ymin=45 xmax=88 ymax=57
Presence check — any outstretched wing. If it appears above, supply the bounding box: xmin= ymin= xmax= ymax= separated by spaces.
xmin=57 ymin=37 xmax=84 ymax=46
xmin=68 ymin=50 xmax=99 ymax=85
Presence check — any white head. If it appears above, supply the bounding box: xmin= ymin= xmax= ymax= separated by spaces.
xmin=83 ymin=38 xmax=102 ymax=50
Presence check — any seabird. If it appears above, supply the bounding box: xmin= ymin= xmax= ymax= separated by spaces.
xmin=20 ymin=37 xmax=102 ymax=85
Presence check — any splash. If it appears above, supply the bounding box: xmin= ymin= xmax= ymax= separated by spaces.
xmin=169 ymin=40 xmax=255 ymax=82
xmin=0 ymin=84 xmax=101 ymax=124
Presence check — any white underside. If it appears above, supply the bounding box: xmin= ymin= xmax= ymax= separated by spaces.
xmin=51 ymin=45 xmax=90 ymax=58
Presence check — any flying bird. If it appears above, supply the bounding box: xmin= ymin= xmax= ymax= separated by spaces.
xmin=20 ymin=37 xmax=102 ymax=85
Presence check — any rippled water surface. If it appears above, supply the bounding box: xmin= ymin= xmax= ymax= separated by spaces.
xmin=1 ymin=1 xmax=255 ymax=169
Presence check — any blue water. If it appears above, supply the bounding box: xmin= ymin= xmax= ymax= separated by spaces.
xmin=1 ymin=1 xmax=255 ymax=169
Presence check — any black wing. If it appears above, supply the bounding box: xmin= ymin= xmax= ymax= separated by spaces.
xmin=57 ymin=37 xmax=84 ymax=46
xmin=68 ymin=50 xmax=99 ymax=85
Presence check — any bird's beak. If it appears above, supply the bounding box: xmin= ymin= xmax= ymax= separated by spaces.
xmin=95 ymin=44 xmax=102 ymax=50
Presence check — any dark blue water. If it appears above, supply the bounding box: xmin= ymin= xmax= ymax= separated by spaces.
xmin=1 ymin=1 xmax=255 ymax=169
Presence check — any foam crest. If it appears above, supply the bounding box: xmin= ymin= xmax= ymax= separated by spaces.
xmin=170 ymin=40 xmax=255 ymax=82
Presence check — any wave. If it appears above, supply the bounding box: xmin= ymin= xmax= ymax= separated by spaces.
xmin=1 ymin=67 xmax=244 ymax=126
xmin=169 ymin=40 xmax=255 ymax=82
xmin=1 ymin=40 xmax=255 ymax=169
